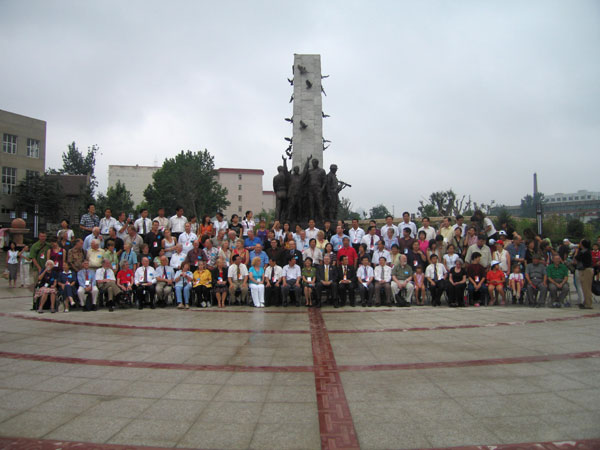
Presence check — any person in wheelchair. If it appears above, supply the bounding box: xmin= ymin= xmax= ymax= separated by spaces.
xmin=58 ymin=261 xmax=77 ymax=312
xmin=35 ymin=260 xmax=58 ymax=313
xmin=134 ymin=257 xmax=157 ymax=309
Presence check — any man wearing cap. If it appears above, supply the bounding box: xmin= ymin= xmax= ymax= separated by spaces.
xmin=546 ymin=254 xmax=569 ymax=308
xmin=525 ymin=254 xmax=547 ymax=307
xmin=465 ymin=235 xmax=492 ymax=269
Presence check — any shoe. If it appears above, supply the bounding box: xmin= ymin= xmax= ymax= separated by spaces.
xmin=474 ymin=303 xmax=480 ymax=307
xmin=535 ymin=304 xmax=542 ymax=308
xmin=150 ymin=303 xmax=155 ymax=309
xmin=564 ymin=302 xmax=571 ymax=308
xmin=37 ymin=310 xmax=43 ymax=314
xmin=201 ymin=301 xmax=206 ymax=308
xmin=91 ymin=305 xmax=97 ymax=311
xmin=177 ymin=303 xmax=184 ymax=309
xmin=64 ymin=309 xmax=69 ymax=313
xmin=51 ymin=309 xmax=56 ymax=314
xmin=185 ymin=304 xmax=190 ymax=309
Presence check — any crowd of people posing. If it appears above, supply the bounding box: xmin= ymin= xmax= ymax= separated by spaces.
xmin=11 ymin=203 xmax=598 ymax=313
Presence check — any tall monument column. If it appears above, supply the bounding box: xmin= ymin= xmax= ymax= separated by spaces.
xmin=291 ymin=54 xmax=323 ymax=170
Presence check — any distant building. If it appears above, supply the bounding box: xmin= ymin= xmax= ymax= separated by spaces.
xmin=506 ymin=190 xmax=600 ymax=223
xmin=0 ymin=109 xmax=46 ymax=224
xmin=216 ymin=168 xmax=275 ymax=219
xmin=108 ymin=164 xmax=160 ymax=208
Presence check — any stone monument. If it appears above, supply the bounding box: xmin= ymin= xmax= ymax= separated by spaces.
xmin=275 ymin=54 xmax=350 ymax=225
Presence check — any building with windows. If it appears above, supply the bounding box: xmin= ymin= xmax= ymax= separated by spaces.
xmin=107 ymin=164 xmax=160 ymax=208
xmin=543 ymin=190 xmax=600 ymax=222
xmin=216 ymin=168 xmax=275 ymax=218
xmin=0 ymin=109 xmax=46 ymax=225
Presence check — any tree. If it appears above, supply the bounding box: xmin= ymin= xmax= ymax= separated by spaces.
xmin=96 ymin=180 xmax=135 ymax=216
xmin=338 ymin=197 xmax=361 ymax=221
xmin=143 ymin=149 xmax=229 ymax=218
xmin=14 ymin=173 xmax=63 ymax=222
xmin=258 ymin=209 xmax=276 ymax=225
xmin=369 ymin=204 xmax=391 ymax=219
xmin=417 ymin=189 xmax=496 ymax=217
xmin=566 ymin=218 xmax=584 ymax=240
xmin=519 ymin=192 xmax=545 ymax=218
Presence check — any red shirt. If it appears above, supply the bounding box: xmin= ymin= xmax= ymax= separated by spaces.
xmin=116 ymin=269 xmax=134 ymax=286
xmin=337 ymin=246 xmax=358 ymax=266
xmin=486 ymin=269 xmax=505 ymax=285
xmin=592 ymin=250 xmax=600 ymax=267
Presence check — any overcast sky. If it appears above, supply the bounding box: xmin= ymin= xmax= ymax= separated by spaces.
xmin=1 ymin=0 xmax=599 ymax=214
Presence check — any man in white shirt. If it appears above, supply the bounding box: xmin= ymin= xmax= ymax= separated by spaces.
xmin=418 ymin=217 xmax=437 ymax=241
xmin=213 ymin=212 xmax=228 ymax=235
xmin=153 ymin=207 xmax=170 ymax=232
xmin=95 ymin=258 xmax=119 ymax=312
xmin=169 ymin=207 xmax=188 ymax=240
xmin=371 ymin=240 xmax=391 ymax=266
xmin=356 ymin=256 xmax=375 ymax=307
xmin=99 ymin=209 xmax=118 ymax=239
xmin=361 ymin=226 xmax=380 ymax=254
xmin=264 ymin=256 xmax=283 ymax=306
xmin=303 ymin=238 xmax=323 ymax=266
xmin=169 ymin=244 xmax=187 ymax=270
xmin=134 ymin=257 xmax=157 ymax=309
xmin=305 ymin=219 xmax=320 ymax=241
xmin=400 ymin=211 xmax=417 ymax=239
xmin=380 ymin=215 xmax=399 ymax=240
xmin=227 ymin=254 xmax=249 ymax=305
xmin=115 ymin=212 xmax=130 ymax=241
xmin=316 ymin=254 xmax=337 ymax=307
xmin=348 ymin=219 xmax=365 ymax=252
xmin=134 ymin=209 xmax=153 ymax=238
xmin=155 ymin=255 xmax=174 ymax=305
xmin=374 ymin=256 xmax=393 ymax=306
xmin=178 ymin=222 xmax=197 ymax=255
xmin=425 ymin=254 xmax=447 ymax=307
xmin=452 ymin=215 xmax=467 ymax=237
xmin=483 ymin=215 xmax=498 ymax=240
xmin=281 ymin=256 xmax=302 ymax=307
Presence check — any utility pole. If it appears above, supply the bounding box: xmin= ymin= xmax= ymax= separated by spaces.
xmin=534 ymin=173 xmax=543 ymax=236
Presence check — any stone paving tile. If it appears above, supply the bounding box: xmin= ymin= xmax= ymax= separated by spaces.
xmin=107 ymin=418 xmax=191 ymax=447
xmin=213 ymin=384 xmax=269 ymax=402
xmin=35 ymin=392 xmax=102 ymax=414
xmin=249 ymin=422 xmax=321 ymax=450
xmin=44 ymin=414 xmax=132 ymax=443
xmin=163 ymin=383 xmax=222 ymax=401
xmin=139 ymin=398 xmax=207 ymax=422
xmin=177 ymin=421 xmax=255 ymax=449
xmin=0 ymin=410 xmax=76 ymax=438
xmin=1 ymin=389 xmax=58 ymax=411
xmin=198 ymin=400 xmax=263 ymax=424
xmin=83 ymin=396 xmax=155 ymax=419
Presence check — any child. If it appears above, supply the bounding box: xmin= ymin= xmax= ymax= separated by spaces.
xmin=414 ymin=265 xmax=426 ymax=306
xmin=18 ymin=245 xmax=32 ymax=288
xmin=487 ymin=261 xmax=506 ymax=306
xmin=509 ymin=265 xmax=524 ymax=304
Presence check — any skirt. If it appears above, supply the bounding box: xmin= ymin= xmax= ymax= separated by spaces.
xmin=34 ymin=286 xmax=57 ymax=298
xmin=7 ymin=263 xmax=18 ymax=280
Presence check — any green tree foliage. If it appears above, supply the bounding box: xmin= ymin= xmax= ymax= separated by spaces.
xmin=418 ymin=189 xmax=495 ymax=217
xmin=143 ymin=149 xmax=229 ymax=218
xmin=369 ymin=204 xmax=391 ymax=219
xmin=519 ymin=192 xmax=545 ymax=218
xmin=96 ymin=181 xmax=135 ymax=216
xmin=338 ymin=197 xmax=361 ymax=221
xmin=566 ymin=218 xmax=585 ymax=240
xmin=14 ymin=173 xmax=63 ymax=222
xmin=258 ymin=209 xmax=276 ymax=225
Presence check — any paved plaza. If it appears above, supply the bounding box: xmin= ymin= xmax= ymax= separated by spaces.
xmin=0 ymin=285 xmax=598 ymax=450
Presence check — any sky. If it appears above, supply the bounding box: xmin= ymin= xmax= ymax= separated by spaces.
xmin=1 ymin=0 xmax=599 ymax=215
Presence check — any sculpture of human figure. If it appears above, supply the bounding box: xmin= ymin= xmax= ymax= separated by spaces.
xmin=273 ymin=156 xmax=289 ymax=222
xmin=286 ymin=164 xmax=305 ymax=222
xmin=325 ymin=164 xmax=347 ymax=221
xmin=306 ymin=155 xmax=326 ymax=223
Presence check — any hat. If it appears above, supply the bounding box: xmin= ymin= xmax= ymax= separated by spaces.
xmin=496 ymin=240 xmax=504 ymax=246
xmin=563 ymin=238 xmax=570 ymax=243
xmin=499 ymin=230 xmax=507 ymax=236
xmin=491 ymin=260 xmax=500 ymax=266
xmin=489 ymin=239 xmax=496 ymax=245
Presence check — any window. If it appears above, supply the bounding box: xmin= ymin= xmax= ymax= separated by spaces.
xmin=238 ymin=205 xmax=242 ymax=212
xmin=588 ymin=195 xmax=592 ymax=199
xmin=238 ymin=185 xmax=242 ymax=190
xmin=27 ymin=138 xmax=40 ymax=158
xmin=238 ymin=174 xmax=242 ymax=180
xmin=238 ymin=195 xmax=242 ymax=201
xmin=568 ymin=197 xmax=573 ymax=201
xmin=26 ymin=170 xmax=39 ymax=178
xmin=2 ymin=134 xmax=17 ymax=154
xmin=2 ymin=167 xmax=17 ymax=194
xmin=575 ymin=196 xmax=579 ymax=200
xmin=562 ymin=197 xmax=567 ymax=201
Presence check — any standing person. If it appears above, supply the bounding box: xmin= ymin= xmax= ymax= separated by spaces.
xmin=229 ymin=214 xmax=243 ymax=238
xmin=242 ymin=210 xmax=255 ymax=238
xmin=178 ymin=222 xmax=197 ymax=255
xmin=30 ymin=232 xmax=51 ymax=277
xmin=174 ymin=262 xmax=193 ymax=309
xmin=57 ymin=219 xmax=75 ymax=243
xmin=169 ymin=207 xmax=188 ymax=241
xmin=418 ymin=217 xmax=436 ymax=241
xmin=99 ymin=208 xmax=118 ymax=239
xmin=162 ymin=228 xmax=177 ymax=258
xmin=212 ymin=258 xmax=229 ymax=308
xmin=18 ymin=245 xmax=32 ymax=288
xmin=144 ymin=221 xmax=164 ymax=260
xmin=79 ymin=203 xmax=100 ymax=238
xmin=248 ymin=257 xmax=266 ymax=308
xmin=400 ymin=211 xmax=417 ymax=238
xmin=200 ymin=215 xmax=214 ymax=237
xmin=574 ymin=239 xmax=594 ymax=309
xmin=493 ymin=240 xmax=511 ymax=274
xmin=213 ymin=212 xmax=228 ymax=236
xmin=134 ymin=209 xmax=152 ymax=239
xmin=348 ymin=219 xmax=365 ymax=252
xmin=6 ymin=242 xmax=19 ymax=288
xmin=153 ymin=207 xmax=170 ymax=232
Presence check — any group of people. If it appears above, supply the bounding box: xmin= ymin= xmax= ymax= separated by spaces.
xmin=10 ymin=203 xmax=599 ymax=312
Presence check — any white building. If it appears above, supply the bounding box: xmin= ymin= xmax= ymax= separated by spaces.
xmin=108 ymin=164 xmax=160 ymax=207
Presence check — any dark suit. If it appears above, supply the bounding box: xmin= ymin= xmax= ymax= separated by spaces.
xmin=316 ymin=264 xmax=338 ymax=306
xmin=336 ymin=264 xmax=356 ymax=307
xmin=279 ymin=249 xmax=303 ymax=268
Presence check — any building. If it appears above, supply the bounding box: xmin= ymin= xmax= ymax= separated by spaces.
xmin=543 ymin=190 xmax=600 ymax=222
xmin=0 ymin=109 xmax=46 ymax=225
xmin=107 ymin=164 xmax=160 ymax=207
xmin=46 ymin=174 xmax=90 ymax=229
xmin=216 ymin=168 xmax=275 ymax=218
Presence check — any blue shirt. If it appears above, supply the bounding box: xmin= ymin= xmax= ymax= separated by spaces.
xmin=120 ymin=251 xmax=138 ymax=267
xmin=330 ymin=234 xmax=349 ymax=252
xmin=244 ymin=236 xmax=262 ymax=250
xmin=83 ymin=234 xmax=105 ymax=252
xmin=59 ymin=270 xmax=76 ymax=284
xmin=77 ymin=269 xmax=97 ymax=287
xmin=249 ymin=250 xmax=269 ymax=266
xmin=249 ymin=266 xmax=264 ymax=284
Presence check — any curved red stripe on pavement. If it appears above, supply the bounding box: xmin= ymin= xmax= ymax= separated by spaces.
xmin=0 ymin=351 xmax=314 ymax=373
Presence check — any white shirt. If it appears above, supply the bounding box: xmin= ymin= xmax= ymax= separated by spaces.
xmin=213 ymin=219 xmax=229 ymax=234
xmin=228 ymin=263 xmax=249 ymax=280
xmin=361 ymin=234 xmax=380 ymax=251
xmin=115 ymin=221 xmax=128 ymax=240
xmin=372 ymin=248 xmax=391 ymax=265
xmin=169 ymin=215 xmax=188 ymax=233
xmin=305 ymin=227 xmax=320 ymax=240
xmin=57 ymin=228 xmax=75 ymax=241
xmin=380 ymin=224 xmax=399 ymax=239
xmin=303 ymin=247 xmax=323 ymax=265
xmin=265 ymin=265 xmax=283 ymax=282
xmin=282 ymin=264 xmax=301 ymax=281
xmin=169 ymin=252 xmax=186 ymax=270
xmin=484 ymin=217 xmax=497 ymax=237
xmin=153 ymin=216 xmax=170 ymax=231
xmin=134 ymin=217 xmax=153 ymax=235
xmin=135 ymin=266 xmax=157 ymax=284
xmin=443 ymin=253 xmax=459 ymax=270
xmin=349 ymin=227 xmax=365 ymax=244
xmin=452 ymin=223 xmax=467 ymax=237
xmin=99 ymin=217 xmax=118 ymax=235
xmin=374 ymin=265 xmax=392 ymax=282
xmin=418 ymin=226 xmax=436 ymax=241
xmin=399 ymin=221 xmax=417 ymax=238
xmin=357 ymin=265 xmax=374 ymax=282
xmin=241 ymin=218 xmax=255 ymax=236
xmin=156 ymin=265 xmax=173 ymax=281
xmin=425 ymin=263 xmax=447 ymax=280
xmin=95 ymin=267 xmax=116 ymax=281
xmin=178 ymin=232 xmax=197 ymax=255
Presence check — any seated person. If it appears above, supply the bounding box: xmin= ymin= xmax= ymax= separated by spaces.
xmin=301 ymin=257 xmax=317 ymax=307
xmin=374 ymin=256 xmax=392 ymax=306
xmin=77 ymin=260 xmax=99 ymax=310
xmin=508 ymin=265 xmax=525 ymax=304
xmin=95 ymin=258 xmax=119 ymax=312
xmin=58 ymin=261 xmax=77 ymax=312
xmin=546 ymin=254 xmax=569 ymax=308
xmin=155 ymin=255 xmax=174 ymax=305
xmin=35 ymin=260 xmax=58 ymax=313
xmin=134 ymin=257 xmax=157 ymax=309
xmin=248 ymin=256 xmax=266 ymax=308
xmin=525 ymin=254 xmax=548 ymax=308
xmin=467 ymin=252 xmax=487 ymax=307
xmin=265 ymin=256 xmax=283 ymax=307
xmin=356 ymin=256 xmax=375 ymax=307
xmin=336 ymin=255 xmax=355 ymax=308
xmin=447 ymin=259 xmax=467 ymax=307
xmin=316 ymin=254 xmax=337 ymax=307
xmin=244 ymin=230 xmax=262 ymax=252
xmin=281 ymin=256 xmax=302 ymax=307
xmin=391 ymin=254 xmax=414 ymax=305
xmin=193 ymin=260 xmax=213 ymax=308
xmin=486 ymin=261 xmax=506 ymax=306
xmin=212 ymin=258 xmax=229 ymax=308
xmin=425 ymin=254 xmax=447 ymax=307
xmin=227 ymin=254 xmax=249 ymax=305
xmin=174 ymin=262 xmax=193 ymax=309
xmin=116 ymin=260 xmax=135 ymax=301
